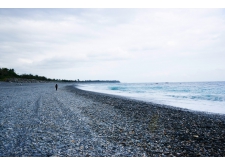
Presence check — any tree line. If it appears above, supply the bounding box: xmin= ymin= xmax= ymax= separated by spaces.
xmin=0 ymin=68 xmax=18 ymax=80
xmin=0 ymin=67 xmax=76 ymax=82
xmin=0 ymin=67 xmax=120 ymax=83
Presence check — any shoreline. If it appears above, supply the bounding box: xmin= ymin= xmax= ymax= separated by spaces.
xmin=0 ymin=82 xmax=224 ymax=156
xmin=66 ymin=85 xmax=225 ymax=156
xmin=72 ymin=84 xmax=225 ymax=117
xmin=75 ymin=82 xmax=225 ymax=116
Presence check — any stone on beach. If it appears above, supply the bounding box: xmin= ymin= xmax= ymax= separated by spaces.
xmin=0 ymin=82 xmax=225 ymax=157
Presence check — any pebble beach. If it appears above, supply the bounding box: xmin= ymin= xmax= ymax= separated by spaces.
xmin=0 ymin=82 xmax=225 ymax=157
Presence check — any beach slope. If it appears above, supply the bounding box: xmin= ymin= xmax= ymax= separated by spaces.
xmin=0 ymin=83 xmax=224 ymax=156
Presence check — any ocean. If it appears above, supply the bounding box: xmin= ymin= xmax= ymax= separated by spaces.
xmin=76 ymin=81 xmax=225 ymax=115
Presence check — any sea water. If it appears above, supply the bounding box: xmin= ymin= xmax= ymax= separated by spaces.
xmin=76 ymin=81 xmax=225 ymax=114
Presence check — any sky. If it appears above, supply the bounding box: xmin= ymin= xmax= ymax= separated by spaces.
xmin=1 ymin=6 xmax=225 ymax=82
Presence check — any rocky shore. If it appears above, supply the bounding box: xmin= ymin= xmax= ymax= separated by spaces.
xmin=0 ymin=83 xmax=224 ymax=157
xmin=67 ymin=85 xmax=225 ymax=157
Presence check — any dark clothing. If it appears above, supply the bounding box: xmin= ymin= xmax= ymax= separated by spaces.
xmin=55 ymin=84 xmax=58 ymax=91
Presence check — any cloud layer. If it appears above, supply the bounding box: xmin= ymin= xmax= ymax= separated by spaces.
xmin=0 ymin=9 xmax=225 ymax=82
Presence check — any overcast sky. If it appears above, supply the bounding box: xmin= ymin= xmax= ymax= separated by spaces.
xmin=1 ymin=8 xmax=225 ymax=82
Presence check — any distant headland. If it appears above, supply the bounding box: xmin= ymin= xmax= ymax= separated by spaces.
xmin=0 ymin=67 xmax=120 ymax=83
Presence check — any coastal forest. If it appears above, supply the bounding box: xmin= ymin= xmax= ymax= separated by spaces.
xmin=0 ymin=67 xmax=58 ymax=82
xmin=0 ymin=67 xmax=120 ymax=83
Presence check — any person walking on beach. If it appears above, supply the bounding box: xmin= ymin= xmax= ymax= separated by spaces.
xmin=55 ymin=84 xmax=58 ymax=91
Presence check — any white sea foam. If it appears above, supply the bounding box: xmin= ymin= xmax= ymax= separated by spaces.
xmin=76 ymin=82 xmax=225 ymax=114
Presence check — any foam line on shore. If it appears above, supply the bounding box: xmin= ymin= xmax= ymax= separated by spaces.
xmin=71 ymin=84 xmax=225 ymax=117
xmin=65 ymin=84 xmax=225 ymax=156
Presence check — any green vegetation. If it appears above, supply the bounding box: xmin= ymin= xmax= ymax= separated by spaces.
xmin=20 ymin=74 xmax=48 ymax=81
xmin=0 ymin=67 xmax=120 ymax=83
xmin=0 ymin=68 xmax=19 ymax=81
xmin=0 ymin=67 xmax=74 ymax=82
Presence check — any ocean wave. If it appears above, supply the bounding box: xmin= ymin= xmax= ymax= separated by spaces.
xmin=76 ymin=81 xmax=225 ymax=114
xmin=166 ymin=94 xmax=225 ymax=102
xmin=109 ymin=86 xmax=127 ymax=91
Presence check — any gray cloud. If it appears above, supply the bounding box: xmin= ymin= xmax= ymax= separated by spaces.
xmin=0 ymin=8 xmax=225 ymax=82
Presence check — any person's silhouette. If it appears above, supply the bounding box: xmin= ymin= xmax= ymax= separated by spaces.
xmin=55 ymin=84 xmax=58 ymax=91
